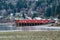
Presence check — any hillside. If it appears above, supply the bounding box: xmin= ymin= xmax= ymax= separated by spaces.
xmin=0 ymin=0 xmax=60 ymax=18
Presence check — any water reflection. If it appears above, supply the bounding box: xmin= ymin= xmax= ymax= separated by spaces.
xmin=0 ymin=25 xmax=60 ymax=31
xmin=0 ymin=25 xmax=16 ymax=30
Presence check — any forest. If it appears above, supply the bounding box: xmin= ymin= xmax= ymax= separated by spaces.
xmin=0 ymin=0 xmax=60 ymax=18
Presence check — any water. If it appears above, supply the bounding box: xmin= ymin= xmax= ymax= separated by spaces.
xmin=0 ymin=24 xmax=60 ymax=31
xmin=16 ymin=25 xmax=60 ymax=31
xmin=0 ymin=25 xmax=16 ymax=30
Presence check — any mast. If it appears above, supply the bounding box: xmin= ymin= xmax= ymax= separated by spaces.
xmin=55 ymin=0 xmax=59 ymax=17
xmin=26 ymin=0 xmax=38 ymax=17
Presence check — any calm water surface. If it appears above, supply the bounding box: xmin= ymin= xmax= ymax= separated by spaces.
xmin=0 ymin=25 xmax=60 ymax=31
xmin=0 ymin=25 xmax=16 ymax=30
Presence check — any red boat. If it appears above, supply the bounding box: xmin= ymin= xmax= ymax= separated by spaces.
xmin=15 ymin=16 xmax=56 ymax=26
xmin=15 ymin=19 xmax=52 ymax=26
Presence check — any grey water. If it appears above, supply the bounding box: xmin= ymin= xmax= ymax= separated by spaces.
xmin=0 ymin=25 xmax=16 ymax=30
xmin=0 ymin=24 xmax=60 ymax=31
xmin=16 ymin=25 xmax=60 ymax=31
